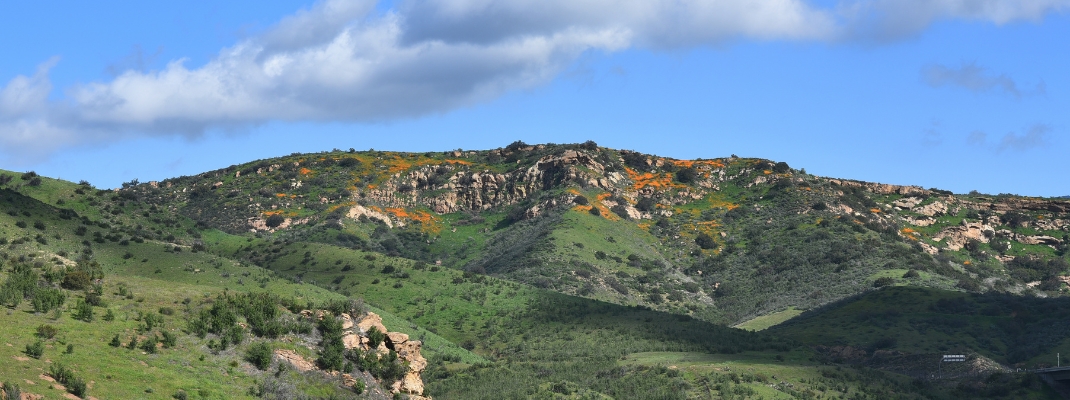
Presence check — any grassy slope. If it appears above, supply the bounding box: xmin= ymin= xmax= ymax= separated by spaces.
xmin=773 ymin=286 xmax=1070 ymax=367
xmin=4 ymin=147 xmax=1069 ymax=399
xmin=0 ymin=177 xmax=476 ymax=399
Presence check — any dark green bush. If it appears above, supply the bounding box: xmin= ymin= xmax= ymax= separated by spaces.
xmin=25 ymin=340 xmax=44 ymax=359
xmin=246 ymin=342 xmax=274 ymax=370
xmin=35 ymin=324 xmax=58 ymax=339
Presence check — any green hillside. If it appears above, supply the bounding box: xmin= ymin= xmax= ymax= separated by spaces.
xmin=1 ymin=141 xmax=1068 ymax=399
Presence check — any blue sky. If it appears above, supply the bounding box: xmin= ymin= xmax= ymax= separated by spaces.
xmin=1 ymin=0 xmax=1067 ymax=196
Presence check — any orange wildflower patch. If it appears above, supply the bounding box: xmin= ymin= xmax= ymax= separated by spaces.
xmin=275 ymin=193 xmax=287 ymax=198
xmin=901 ymin=228 xmax=916 ymax=234
xmin=385 ymin=207 xmax=441 ymax=233
xmin=669 ymin=159 xmax=725 ymax=169
xmin=870 ymin=208 xmax=881 ymax=213
xmin=263 ymin=210 xmax=284 ymax=216
xmin=299 ymin=168 xmax=312 ymax=175
xmin=763 ymin=170 xmax=773 ymax=175
xmin=327 ymin=202 xmax=355 ymax=214
xmin=706 ymin=196 xmax=739 ymax=211
xmin=964 ymin=261 xmax=972 ymax=266
xmin=624 ymin=167 xmax=683 ymax=191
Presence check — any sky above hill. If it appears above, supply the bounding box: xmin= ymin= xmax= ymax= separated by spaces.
xmin=1 ymin=0 xmax=1068 ymax=196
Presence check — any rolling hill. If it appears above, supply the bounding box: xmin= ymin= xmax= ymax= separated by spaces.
xmin=1 ymin=141 xmax=1068 ymax=399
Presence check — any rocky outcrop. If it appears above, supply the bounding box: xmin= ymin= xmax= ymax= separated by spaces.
xmin=827 ymin=179 xmax=929 ymax=196
xmin=275 ymin=349 xmax=316 ymax=372
xmin=913 ymin=201 xmax=948 ymax=217
xmin=274 ymin=311 xmax=430 ymax=398
xmin=988 ymin=198 xmax=1070 ymax=213
xmin=892 ymin=197 xmax=923 ymax=209
xmin=933 ymin=220 xmax=994 ymax=251
xmin=358 ymin=149 xmax=610 ymax=216
xmin=996 ymin=230 xmax=1064 ymax=247
xmin=350 ymin=312 xmax=430 ymax=398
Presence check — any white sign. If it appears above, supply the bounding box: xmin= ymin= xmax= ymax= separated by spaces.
xmin=942 ymin=355 xmax=966 ymax=362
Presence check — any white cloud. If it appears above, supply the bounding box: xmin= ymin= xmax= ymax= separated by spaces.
xmin=1 ymin=0 xmax=1067 ymax=161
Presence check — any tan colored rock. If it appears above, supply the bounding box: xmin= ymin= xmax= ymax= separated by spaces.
xmin=919 ymin=242 xmax=939 ymax=255
xmin=933 ymin=220 xmax=994 ymax=251
xmin=347 ymin=204 xmax=396 ymax=227
xmin=274 ymin=349 xmax=316 ymax=372
xmin=391 ymin=372 xmax=426 ymax=396
xmin=892 ymin=197 xmax=922 ymax=209
xmin=341 ymin=373 xmax=357 ymax=388
xmin=396 ymin=340 xmax=427 ymax=372
xmin=1018 ymin=235 xmax=1062 ymax=246
xmin=357 ymin=312 xmax=388 ymax=336
xmin=342 ymin=333 xmax=361 ymax=350
xmin=386 ymin=332 xmax=410 ymax=345
xmin=913 ymin=201 xmax=947 ymax=217
xmin=341 ymin=313 xmax=354 ymax=330
xmin=904 ymin=217 xmax=936 ymax=227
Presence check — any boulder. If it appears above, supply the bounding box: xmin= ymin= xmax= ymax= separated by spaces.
xmin=913 ymin=201 xmax=947 ymax=217
xmin=391 ymin=372 xmax=426 ymax=396
xmin=386 ymin=332 xmax=410 ymax=346
xmin=342 ymin=333 xmax=361 ymax=350
xmin=274 ymin=349 xmax=316 ymax=372
xmin=933 ymin=220 xmax=994 ymax=251
xmin=357 ymin=312 xmax=388 ymax=336
xmin=892 ymin=197 xmax=922 ymax=209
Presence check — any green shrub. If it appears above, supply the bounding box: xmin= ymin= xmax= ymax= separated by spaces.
xmin=72 ymin=299 xmax=94 ymax=322
xmin=903 ymin=269 xmax=920 ymax=279
xmin=141 ymin=335 xmax=158 ymax=354
xmin=246 ymin=342 xmax=274 ymax=370
xmin=367 ymin=326 xmax=386 ymax=349
xmin=61 ymin=270 xmax=91 ymax=290
xmin=675 ymin=167 xmax=698 ymax=183
xmin=2 ymin=381 xmax=21 ymax=400
xmin=35 ymin=324 xmax=58 ymax=339
xmin=32 ymin=288 xmax=66 ymax=313
xmin=109 ymin=334 xmax=122 ymax=347
xmin=25 ymin=340 xmax=44 ymax=359
xmin=161 ymin=331 xmax=178 ymax=348
xmin=695 ymin=233 xmax=717 ymax=250
xmin=265 ymin=215 xmax=285 ymax=228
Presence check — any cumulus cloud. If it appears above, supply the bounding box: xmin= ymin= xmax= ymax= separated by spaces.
xmin=1 ymin=0 xmax=1067 ymax=161
xmin=922 ymin=62 xmax=1044 ymax=97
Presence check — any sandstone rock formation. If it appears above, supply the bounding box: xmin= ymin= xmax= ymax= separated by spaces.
xmin=275 ymin=349 xmax=316 ymax=372
xmin=933 ymin=220 xmax=994 ymax=251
